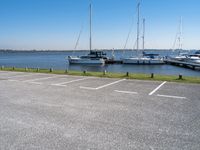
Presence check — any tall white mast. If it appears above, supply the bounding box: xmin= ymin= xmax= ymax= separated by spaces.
xmin=136 ymin=2 xmax=140 ymax=52
xmin=142 ymin=18 xmax=145 ymax=51
xmin=89 ymin=1 xmax=92 ymax=52
xmin=178 ymin=16 xmax=182 ymax=50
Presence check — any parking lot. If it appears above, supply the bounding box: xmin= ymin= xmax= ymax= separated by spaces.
xmin=0 ymin=71 xmax=200 ymax=149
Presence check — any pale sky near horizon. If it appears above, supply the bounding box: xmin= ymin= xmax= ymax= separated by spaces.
xmin=0 ymin=0 xmax=199 ymax=50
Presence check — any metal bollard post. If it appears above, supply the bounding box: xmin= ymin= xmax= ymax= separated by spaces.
xmin=151 ymin=73 xmax=154 ymax=78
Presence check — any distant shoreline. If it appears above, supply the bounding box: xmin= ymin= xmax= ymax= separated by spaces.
xmin=0 ymin=49 xmax=197 ymax=52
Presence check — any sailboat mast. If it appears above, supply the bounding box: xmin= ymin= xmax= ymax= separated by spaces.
xmin=178 ymin=17 xmax=182 ymax=50
xmin=89 ymin=1 xmax=92 ymax=52
xmin=142 ymin=18 xmax=145 ymax=51
xmin=136 ymin=2 xmax=140 ymax=52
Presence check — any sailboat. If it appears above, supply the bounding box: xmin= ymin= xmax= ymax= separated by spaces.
xmin=68 ymin=2 xmax=105 ymax=65
xmin=123 ymin=2 xmax=164 ymax=65
xmin=169 ymin=17 xmax=188 ymax=61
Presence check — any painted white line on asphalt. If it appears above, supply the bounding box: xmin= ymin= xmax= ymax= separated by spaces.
xmin=7 ymin=74 xmax=35 ymax=79
xmin=157 ymin=94 xmax=186 ymax=99
xmin=23 ymin=76 xmax=57 ymax=82
xmin=28 ymin=82 xmax=43 ymax=85
xmin=80 ymin=86 xmax=97 ymax=90
xmin=51 ymin=77 xmax=91 ymax=86
xmin=96 ymin=79 xmax=126 ymax=90
xmin=52 ymin=84 xmax=66 ymax=87
xmin=80 ymin=79 xmax=126 ymax=90
xmin=8 ymin=79 xmax=19 ymax=82
xmin=149 ymin=81 xmax=167 ymax=96
xmin=114 ymin=90 xmax=138 ymax=95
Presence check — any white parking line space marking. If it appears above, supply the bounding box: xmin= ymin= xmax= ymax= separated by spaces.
xmin=51 ymin=77 xmax=91 ymax=86
xmin=23 ymin=76 xmax=57 ymax=82
xmin=157 ymin=94 xmax=186 ymax=99
xmin=28 ymin=82 xmax=43 ymax=85
xmin=114 ymin=90 xmax=138 ymax=95
xmin=149 ymin=81 xmax=167 ymax=96
xmin=80 ymin=79 xmax=126 ymax=90
xmin=6 ymin=74 xmax=35 ymax=79
xmin=8 ymin=79 xmax=19 ymax=82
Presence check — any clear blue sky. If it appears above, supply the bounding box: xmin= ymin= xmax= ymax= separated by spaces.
xmin=0 ymin=0 xmax=199 ymax=50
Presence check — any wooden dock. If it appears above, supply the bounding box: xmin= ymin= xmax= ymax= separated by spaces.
xmin=165 ymin=59 xmax=200 ymax=70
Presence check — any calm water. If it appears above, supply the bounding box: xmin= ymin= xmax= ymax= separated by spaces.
xmin=0 ymin=50 xmax=200 ymax=77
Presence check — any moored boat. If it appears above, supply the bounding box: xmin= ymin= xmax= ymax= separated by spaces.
xmin=68 ymin=2 xmax=105 ymax=65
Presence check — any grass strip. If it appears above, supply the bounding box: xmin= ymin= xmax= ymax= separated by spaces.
xmin=1 ymin=67 xmax=200 ymax=84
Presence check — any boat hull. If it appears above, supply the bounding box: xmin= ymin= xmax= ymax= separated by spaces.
xmin=68 ymin=57 xmax=105 ymax=65
xmin=123 ymin=58 xmax=164 ymax=65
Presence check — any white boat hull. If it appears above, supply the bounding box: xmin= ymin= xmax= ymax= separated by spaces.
xmin=123 ymin=57 xmax=164 ymax=65
xmin=68 ymin=57 xmax=105 ymax=65
xmin=184 ymin=57 xmax=200 ymax=64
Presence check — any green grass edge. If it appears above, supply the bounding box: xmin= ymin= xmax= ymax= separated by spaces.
xmin=1 ymin=67 xmax=200 ymax=84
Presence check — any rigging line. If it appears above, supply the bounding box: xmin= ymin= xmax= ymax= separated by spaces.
xmin=122 ymin=2 xmax=139 ymax=57
xmin=172 ymin=17 xmax=182 ymax=51
xmin=74 ymin=24 xmax=84 ymax=50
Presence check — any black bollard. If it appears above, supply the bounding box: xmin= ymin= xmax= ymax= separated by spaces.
xmin=179 ymin=74 xmax=183 ymax=80
xmin=126 ymin=72 xmax=129 ymax=77
xmin=103 ymin=70 xmax=106 ymax=75
xmin=151 ymin=73 xmax=154 ymax=78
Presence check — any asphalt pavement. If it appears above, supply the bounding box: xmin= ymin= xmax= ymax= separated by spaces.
xmin=0 ymin=71 xmax=200 ymax=150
